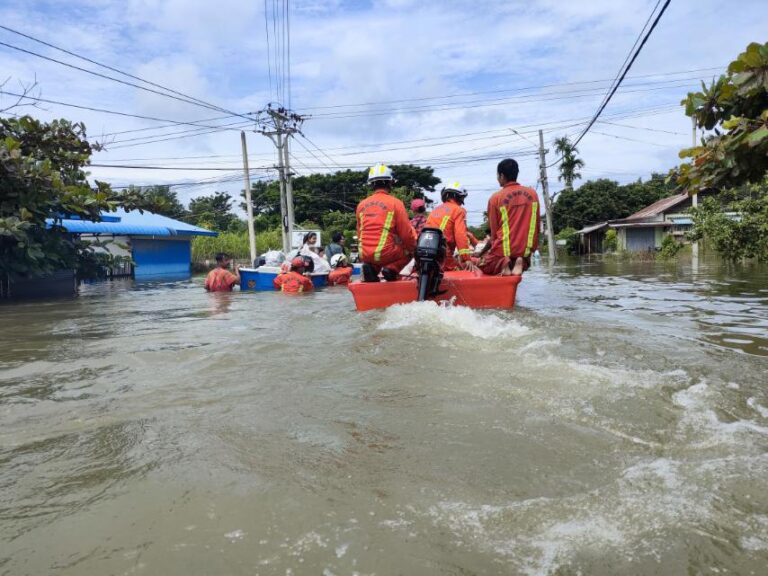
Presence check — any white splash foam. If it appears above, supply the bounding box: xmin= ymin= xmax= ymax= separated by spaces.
xmin=224 ymin=529 xmax=245 ymax=542
xmin=673 ymin=382 xmax=768 ymax=447
xmin=424 ymin=457 xmax=721 ymax=575
xmin=747 ymin=397 xmax=768 ymax=419
xmin=379 ymin=301 xmax=529 ymax=340
xmin=335 ymin=543 xmax=349 ymax=558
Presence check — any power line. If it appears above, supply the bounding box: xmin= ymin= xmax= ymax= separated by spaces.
xmin=105 ymin=119 xmax=252 ymax=146
xmin=0 ymin=39 xmax=252 ymax=121
xmin=0 ymin=89 xmax=254 ymax=130
xmin=297 ymin=66 xmax=722 ymax=111
xmin=104 ymin=123 xmax=254 ymax=150
xmin=263 ymin=0 xmax=273 ymax=100
xmin=310 ymin=79 xmax=695 ymax=120
xmin=0 ymin=24 xmax=249 ymax=119
xmin=571 ymin=0 xmax=673 ymax=148
xmin=595 ymin=120 xmax=687 ymax=136
xmin=95 ymin=114 xmax=238 ymax=138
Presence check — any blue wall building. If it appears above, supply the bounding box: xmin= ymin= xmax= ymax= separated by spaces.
xmin=50 ymin=208 xmax=217 ymax=280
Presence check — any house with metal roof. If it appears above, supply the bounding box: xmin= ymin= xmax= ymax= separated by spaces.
xmin=49 ymin=208 xmax=217 ymax=280
xmin=575 ymin=192 xmax=708 ymax=253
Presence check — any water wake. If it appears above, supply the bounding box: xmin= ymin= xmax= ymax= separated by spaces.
xmin=378 ymin=301 xmax=529 ymax=340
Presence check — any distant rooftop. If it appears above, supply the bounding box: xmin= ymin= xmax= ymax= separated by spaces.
xmin=47 ymin=208 xmax=217 ymax=237
xmin=622 ymin=192 xmax=690 ymax=221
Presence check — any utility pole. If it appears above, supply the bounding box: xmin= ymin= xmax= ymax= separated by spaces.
xmin=256 ymin=105 xmax=304 ymax=254
xmin=538 ymin=129 xmax=556 ymax=264
xmin=691 ymin=115 xmax=699 ymax=262
xmin=240 ymin=131 xmax=257 ymax=265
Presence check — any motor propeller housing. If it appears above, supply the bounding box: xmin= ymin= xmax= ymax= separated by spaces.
xmin=414 ymin=227 xmax=446 ymax=301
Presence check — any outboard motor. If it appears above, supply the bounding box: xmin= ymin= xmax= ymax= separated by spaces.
xmin=414 ymin=227 xmax=446 ymax=301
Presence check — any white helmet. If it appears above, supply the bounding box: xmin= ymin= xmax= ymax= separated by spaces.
xmin=441 ymin=181 xmax=468 ymax=203
xmin=368 ymin=163 xmax=394 ymax=184
xmin=330 ymin=253 xmax=348 ymax=268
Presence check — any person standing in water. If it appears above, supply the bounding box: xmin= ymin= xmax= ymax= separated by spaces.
xmin=477 ymin=159 xmax=540 ymax=276
xmin=204 ymin=252 xmax=240 ymax=291
xmin=274 ymin=257 xmax=314 ymax=293
xmin=328 ymin=254 xmax=353 ymax=286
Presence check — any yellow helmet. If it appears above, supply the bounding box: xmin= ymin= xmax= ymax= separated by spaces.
xmin=368 ymin=163 xmax=394 ymax=183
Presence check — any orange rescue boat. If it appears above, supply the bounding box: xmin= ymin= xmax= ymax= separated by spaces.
xmin=347 ymin=270 xmax=522 ymax=312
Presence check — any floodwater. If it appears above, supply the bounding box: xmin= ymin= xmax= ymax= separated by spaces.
xmin=1 ymin=257 xmax=767 ymax=575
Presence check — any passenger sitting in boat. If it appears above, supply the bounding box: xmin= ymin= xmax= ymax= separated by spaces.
xmin=325 ymin=232 xmax=345 ymax=262
xmin=477 ymin=158 xmax=541 ymax=276
xmin=356 ymin=163 xmax=416 ymax=282
xmin=424 ymin=182 xmax=477 ymax=272
xmin=328 ymin=254 xmax=353 ymax=286
xmin=273 ymin=257 xmax=314 ymax=293
xmin=299 ymin=232 xmax=331 ymax=274
xmin=204 ymin=252 xmax=240 ymax=292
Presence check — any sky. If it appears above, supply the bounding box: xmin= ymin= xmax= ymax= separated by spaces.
xmin=1 ymin=0 xmax=766 ymax=224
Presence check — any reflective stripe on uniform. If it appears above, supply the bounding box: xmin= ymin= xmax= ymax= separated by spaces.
xmin=500 ymin=206 xmax=511 ymax=257
xmin=524 ymin=202 xmax=538 ymax=257
xmin=458 ymin=248 xmax=473 ymax=255
xmin=439 ymin=215 xmax=450 ymax=231
xmin=358 ymin=212 xmax=365 ymax=259
xmin=373 ymin=211 xmax=394 ymax=262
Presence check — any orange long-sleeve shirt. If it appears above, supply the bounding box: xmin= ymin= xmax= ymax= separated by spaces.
xmin=486 ymin=182 xmax=541 ymax=260
xmin=425 ymin=199 xmax=473 ymax=263
xmin=356 ymin=189 xmax=416 ymax=264
xmin=273 ymin=271 xmax=314 ymax=293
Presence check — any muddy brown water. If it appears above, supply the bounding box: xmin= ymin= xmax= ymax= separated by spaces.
xmin=1 ymin=257 xmax=767 ymax=575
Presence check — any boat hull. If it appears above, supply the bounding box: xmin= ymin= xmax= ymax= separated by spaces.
xmin=347 ymin=271 xmax=522 ymax=311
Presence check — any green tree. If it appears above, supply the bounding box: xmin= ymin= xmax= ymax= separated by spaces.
xmin=677 ymin=41 xmax=768 ymax=260
xmin=188 ymin=192 xmax=239 ymax=232
xmin=239 ymin=164 xmax=440 ymax=227
xmin=124 ymin=185 xmax=187 ymax=220
xmin=554 ymin=136 xmax=585 ymax=190
xmin=689 ymin=180 xmax=768 ymax=260
xmin=678 ymin=41 xmax=768 ymax=190
xmin=0 ymin=115 xmax=151 ymax=281
xmin=552 ymin=174 xmax=674 ymax=232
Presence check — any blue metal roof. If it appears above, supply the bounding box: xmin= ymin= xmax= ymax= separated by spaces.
xmin=47 ymin=208 xmax=217 ymax=237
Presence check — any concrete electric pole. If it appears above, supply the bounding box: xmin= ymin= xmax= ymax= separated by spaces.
xmin=240 ymin=131 xmax=257 ymax=265
xmin=538 ymin=129 xmax=557 ymax=264
xmin=256 ymin=105 xmax=305 ymax=254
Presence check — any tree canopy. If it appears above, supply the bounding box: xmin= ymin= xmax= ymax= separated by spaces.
xmin=188 ymin=192 xmax=239 ymax=232
xmin=552 ymin=174 xmax=676 ymax=232
xmin=240 ymin=164 xmax=440 ymax=225
xmin=678 ymin=41 xmax=768 ymax=190
xmin=554 ymin=136 xmax=585 ymax=191
xmin=0 ymin=115 xmax=150 ymax=280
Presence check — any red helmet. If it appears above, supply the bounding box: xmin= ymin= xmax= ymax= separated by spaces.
xmin=290 ymin=256 xmax=305 ymax=270
xmin=410 ymin=198 xmax=426 ymax=211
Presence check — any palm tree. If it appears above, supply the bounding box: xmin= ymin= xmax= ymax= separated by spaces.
xmin=554 ymin=136 xmax=585 ymax=191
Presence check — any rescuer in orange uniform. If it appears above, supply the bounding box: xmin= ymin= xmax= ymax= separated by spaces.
xmin=424 ymin=181 xmax=476 ymax=271
xmin=327 ymin=254 xmax=353 ymax=285
xmin=273 ymin=257 xmax=314 ymax=293
xmin=478 ymin=158 xmax=540 ymax=276
xmin=204 ymin=252 xmax=240 ymax=291
xmin=356 ymin=163 xmax=416 ymax=282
